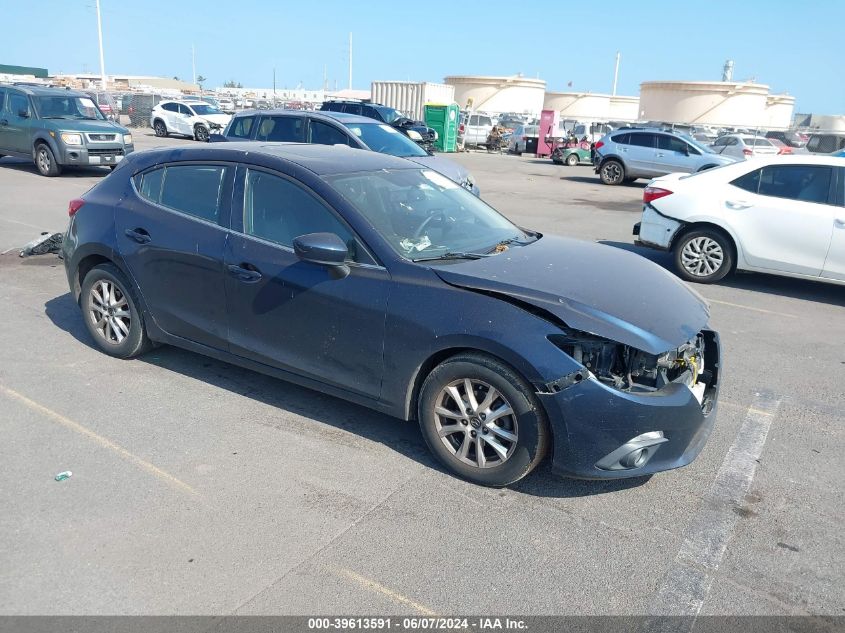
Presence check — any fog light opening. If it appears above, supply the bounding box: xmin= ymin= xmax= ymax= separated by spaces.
xmin=621 ymin=447 xmax=649 ymax=469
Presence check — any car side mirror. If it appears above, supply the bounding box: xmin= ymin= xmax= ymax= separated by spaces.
xmin=18 ymin=109 xmax=30 ymax=118
xmin=293 ymin=232 xmax=350 ymax=279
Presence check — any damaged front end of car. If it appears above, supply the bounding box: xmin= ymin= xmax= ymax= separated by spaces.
xmin=537 ymin=328 xmax=721 ymax=479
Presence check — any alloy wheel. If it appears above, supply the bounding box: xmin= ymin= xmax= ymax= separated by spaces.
xmin=602 ymin=161 xmax=622 ymax=184
xmin=681 ymin=236 xmax=725 ymax=277
xmin=37 ymin=148 xmax=50 ymax=173
xmin=433 ymin=378 xmax=518 ymax=468
xmin=88 ymin=279 xmax=131 ymax=344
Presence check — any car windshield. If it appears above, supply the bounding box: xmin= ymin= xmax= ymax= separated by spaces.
xmin=189 ymin=104 xmax=222 ymax=115
xmin=325 ymin=169 xmax=533 ymax=260
xmin=348 ymin=123 xmax=428 ymax=157
xmin=373 ymin=105 xmax=403 ymax=123
xmin=35 ymin=95 xmax=105 ymax=120
xmin=678 ymin=133 xmax=716 ymax=154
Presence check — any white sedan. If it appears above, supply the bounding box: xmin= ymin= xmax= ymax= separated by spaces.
xmin=634 ymin=155 xmax=845 ymax=284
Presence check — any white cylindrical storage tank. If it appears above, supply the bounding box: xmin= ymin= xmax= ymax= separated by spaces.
xmin=764 ymin=94 xmax=795 ymax=130
xmin=608 ymin=95 xmax=640 ymax=122
xmin=370 ymin=81 xmax=455 ymax=121
xmin=543 ymin=92 xmax=610 ymax=120
xmin=444 ymin=75 xmax=545 ymax=115
xmin=639 ymin=81 xmax=770 ymax=128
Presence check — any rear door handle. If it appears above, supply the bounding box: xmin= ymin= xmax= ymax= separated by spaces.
xmin=725 ymin=200 xmax=752 ymax=210
xmin=227 ymin=264 xmax=262 ymax=282
xmin=0 ymin=119 xmax=7 ymax=126
xmin=656 ymin=152 xmax=665 ymax=157
xmin=124 ymin=228 xmax=151 ymax=243
xmin=835 ymin=218 xmax=845 ymax=227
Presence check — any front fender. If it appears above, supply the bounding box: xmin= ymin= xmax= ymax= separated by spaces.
xmin=31 ymin=131 xmax=61 ymax=159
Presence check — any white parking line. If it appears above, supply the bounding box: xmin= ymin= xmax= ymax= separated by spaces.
xmin=708 ymin=299 xmax=797 ymax=319
xmin=648 ymin=392 xmax=780 ymax=626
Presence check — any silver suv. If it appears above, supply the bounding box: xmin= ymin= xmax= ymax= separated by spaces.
xmin=594 ymin=128 xmax=736 ymax=185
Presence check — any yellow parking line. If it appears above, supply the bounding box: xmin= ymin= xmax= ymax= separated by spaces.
xmin=0 ymin=384 xmax=198 ymax=497
xmin=336 ymin=567 xmax=437 ymax=616
xmin=708 ymin=299 xmax=797 ymax=319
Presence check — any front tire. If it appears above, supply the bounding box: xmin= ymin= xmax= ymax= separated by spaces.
xmin=35 ymin=143 xmax=62 ymax=177
xmin=418 ymin=353 xmax=549 ymax=487
xmin=674 ymin=228 xmax=734 ymax=283
xmin=194 ymin=125 xmax=209 ymax=142
xmin=599 ymin=159 xmax=624 ymax=185
xmin=80 ymin=263 xmax=151 ymax=358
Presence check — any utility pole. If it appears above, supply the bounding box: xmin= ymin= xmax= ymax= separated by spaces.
xmin=612 ymin=51 xmax=620 ymax=96
xmin=273 ymin=67 xmax=276 ymax=103
xmin=323 ymin=64 xmax=328 ymax=92
xmin=192 ymin=43 xmax=197 ymax=87
xmin=348 ymin=32 xmax=352 ymax=90
xmin=95 ymin=0 xmax=107 ymax=90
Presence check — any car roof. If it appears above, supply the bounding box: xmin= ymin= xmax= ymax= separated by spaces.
xmin=0 ymin=83 xmax=89 ymax=98
xmin=133 ymin=142 xmax=419 ymax=176
xmin=231 ymin=108 xmax=376 ymax=125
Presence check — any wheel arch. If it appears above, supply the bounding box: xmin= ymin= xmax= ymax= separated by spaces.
xmin=671 ymin=221 xmax=740 ymax=271
xmin=32 ymin=133 xmax=60 ymax=160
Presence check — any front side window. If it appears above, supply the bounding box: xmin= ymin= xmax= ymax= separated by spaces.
xmin=177 ymin=104 xmax=192 ymax=116
xmin=310 ymin=120 xmax=350 ymax=145
xmin=10 ymin=93 xmax=31 ymax=118
xmin=136 ymin=164 xmax=228 ymax=223
xmin=657 ymin=135 xmax=688 ymax=153
xmin=243 ymin=169 xmax=365 ymax=262
xmin=256 ymin=116 xmax=305 ymax=142
xmin=730 ymin=169 xmax=761 ymax=193
xmin=348 ymin=123 xmax=426 ymax=157
xmin=757 ymin=165 xmax=832 ymax=204
xmin=0 ymin=90 xmax=7 ymax=113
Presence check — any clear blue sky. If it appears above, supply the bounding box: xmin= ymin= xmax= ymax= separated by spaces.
xmin=4 ymin=0 xmax=843 ymax=113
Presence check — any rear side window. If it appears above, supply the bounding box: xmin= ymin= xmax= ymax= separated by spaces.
xmin=227 ymin=116 xmax=255 ymax=139
xmin=610 ymin=133 xmax=630 ymax=145
xmin=256 ymin=116 xmax=305 ymax=142
xmin=310 ymin=120 xmax=350 ymax=145
xmin=629 ymin=133 xmax=655 ymax=148
xmin=136 ymin=165 xmax=228 ymax=223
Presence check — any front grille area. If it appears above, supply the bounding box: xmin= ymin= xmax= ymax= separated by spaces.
xmin=87 ymin=133 xmax=118 ymax=142
xmin=88 ymin=148 xmax=125 ymax=157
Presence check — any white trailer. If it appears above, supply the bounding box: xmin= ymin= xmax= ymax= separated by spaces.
xmin=370 ymin=81 xmax=455 ymax=121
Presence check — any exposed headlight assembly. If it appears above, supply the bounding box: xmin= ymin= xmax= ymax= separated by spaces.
xmin=406 ymin=130 xmax=423 ymax=141
xmin=60 ymin=132 xmax=83 ymax=146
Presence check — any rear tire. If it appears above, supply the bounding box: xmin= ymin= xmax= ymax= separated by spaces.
xmin=599 ymin=159 xmax=624 ymax=185
xmin=673 ymin=228 xmax=734 ymax=283
xmin=80 ymin=263 xmax=152 ymax=358
xmin=35 ymin=143 xmax=62 ymax=177
xmin=153 ymin=120 xmax=168 ymax=137
xmin=565 ymin=153 xmax=579 ymax=166
xmin=418 ymin=352 xmax=549 ymax=487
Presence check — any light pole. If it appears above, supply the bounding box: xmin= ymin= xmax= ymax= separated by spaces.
xmin=95 ymin=0 xmax=107 ymax=90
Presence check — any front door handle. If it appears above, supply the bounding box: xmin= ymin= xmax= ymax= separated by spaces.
xmin=725 ymin=200 xmax=752 ymax=210
xmin=835 ymin=218 xmax=845 ymax=227
xmin=227 ymin=263 xmax=262 ymax=282
xmin=124 ymin=228 xmax=151 ymax=244
xmin=656 ymin=152 xmax=665 ymax=157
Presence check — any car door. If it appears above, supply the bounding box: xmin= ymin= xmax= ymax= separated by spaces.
xmin=622 ymin=132 xmax=657 ymax=176
xmin=653 ymin=133 xmax=698 ymax=175
xmin=175 ymin=103 xmax=194 ymax=135
xmin=223 ymin=165 xmax=390 ymax=398
xmin=159 ymin=102 xmax=178 ymax=131
xmin=115 ymin=162 xmax=234 ymax=350
xmin=726 ymin=164 xmax=836 ymax=275
xmin=5 ymin=90 xmax=33 ymax=154
xmin=822 ymin=168 xmax=845 ymax=281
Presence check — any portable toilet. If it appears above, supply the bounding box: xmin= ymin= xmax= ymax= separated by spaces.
xmin=537 ymin=109 xmax=561 ymax=157
xmin=424 ymin=103 xmax=459 ymax=152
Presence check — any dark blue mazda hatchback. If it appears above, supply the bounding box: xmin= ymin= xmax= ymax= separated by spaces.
xmin=62 ymin=143 xmax=721 ymax=486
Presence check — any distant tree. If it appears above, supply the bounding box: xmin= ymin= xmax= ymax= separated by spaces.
xmin=196 ymin=75 xmax=206 ymax=90
xmin=224 ymin=79 xmax=239 ymax=88
xmin=173 ymin=75 xmax=180 ymax=80
xmin=237 ymin=82 xmax=243 ymax=88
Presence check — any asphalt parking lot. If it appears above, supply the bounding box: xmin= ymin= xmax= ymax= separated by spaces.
xmin=0 ymin=133 xmax=843 ymax=618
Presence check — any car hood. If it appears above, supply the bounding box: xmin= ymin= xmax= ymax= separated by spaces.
xmin=404 ymin=154 xmax=469 ymax=185
xmin=198 ymin=113 xmax=232 ymax=125
xmin=432 ymin=235 xmax=710 ymax=354
xmin=47 ymin=119 xmax=128 ymax=134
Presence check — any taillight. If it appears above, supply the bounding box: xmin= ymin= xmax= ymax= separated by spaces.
xmin=743 ymin=148 xmax=753 ymax=156
xmin=459 ymin=123 xmax=465 ymax=134
xmin=68 ymin=198 xmax=85 ymax=217
xmin=779 ymin=147 xmax=792 ymax=155
xmin=594 ymin=140 xmax=604 ymax=150
xmin=643 ymin=187 xmax=673 ymax=204
xmin=522 ymin=136 xmax=528 ymax=141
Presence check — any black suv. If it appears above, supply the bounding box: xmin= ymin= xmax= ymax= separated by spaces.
xmin=320 ymin=100 xmax=436 ymax=151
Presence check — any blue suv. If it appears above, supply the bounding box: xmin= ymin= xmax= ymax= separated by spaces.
xmin=593 ymin=128 xmax=735 ymax=185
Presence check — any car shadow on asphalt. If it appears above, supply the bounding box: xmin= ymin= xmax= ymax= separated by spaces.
xmin=560 ymin=175 xmax=647 ymax=188
xmin=43 ymin=290 xmax=651 ymax=498
xmin=0 ymin=158 xmax=111 ymax=178
xmin=600 ymin=240 xmax=845 ymax=308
